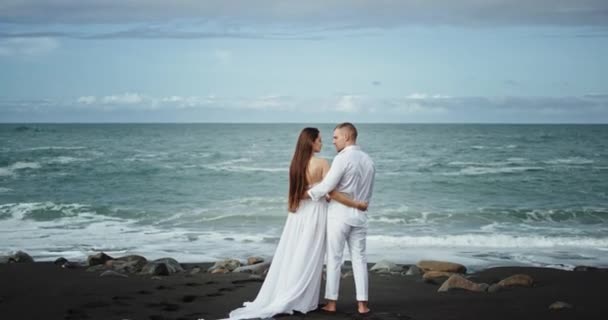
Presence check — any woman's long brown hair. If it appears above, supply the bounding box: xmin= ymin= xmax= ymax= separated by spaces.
xmin=288 ymin=127 xmax=319 ymax=213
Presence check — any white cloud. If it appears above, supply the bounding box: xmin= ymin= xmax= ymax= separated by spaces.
xmin=406 ymin=93 xmax=450 ymax=100
xmin=1 ymin=1 xmax=607 ymax=29
xmin=77 ymin=96 xmax=96 ymax=104
xmin=3 ymin=93 xmax=608 ymax=123
xmin=334 ymin=95 xmax=362 ymax=113
xmin=0 ymin=37 xmax=59 ymax=56
xmin=101 ymin=93 xmax=144 ymax=105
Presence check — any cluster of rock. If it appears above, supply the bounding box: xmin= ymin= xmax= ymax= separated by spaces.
xmin=0 ymin=250 xmax=591 ymax=310
xmin=83 ymin=253 xmax=185 ymax=278
xmin=0 ymin=250 xmax=34 ymax=263
xmin=207 ymin=256 xmax=270 ymax=280
xmin=0 ymin=250 xmax=270 ymax=280
xmin=369 ymin=259 xmax=575 ymax=311
xmin=370 ymin=259 xmax=534 ymax=293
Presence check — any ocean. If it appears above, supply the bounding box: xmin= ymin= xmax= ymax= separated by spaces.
xmin=1 ymin=123 xmax=607 ymax=270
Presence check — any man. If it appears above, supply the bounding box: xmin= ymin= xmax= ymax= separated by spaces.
xmin=308 ymin=122 xmax=376 ymax=315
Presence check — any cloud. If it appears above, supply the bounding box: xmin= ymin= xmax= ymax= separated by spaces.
xmin=334 ymin=95 xmax=362 ymax=113
xmin=101 ymin=93 xmax=144 ymax=105
xmin=3 ymin=92 xmax=608 ymax=123
xmin=77 ymin=96 xmax=96 ymax=105
xmin=0 ymin=37 xmax=58 ymax=56
xmin=1 ymin=1 xmax=607 ymax=29
xmin=0 ymin=28 xmax=325 ymax=41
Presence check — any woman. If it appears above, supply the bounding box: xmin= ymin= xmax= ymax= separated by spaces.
xmin=225 ymin=127 xmax=367 ymax=319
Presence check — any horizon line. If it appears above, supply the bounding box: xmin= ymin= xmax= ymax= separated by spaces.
xmin=1 ymin=122 xmax=607 ymax=125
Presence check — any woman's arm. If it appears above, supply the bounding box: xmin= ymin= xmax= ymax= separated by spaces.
xmin=330 ymin=191 xmax=368 ymax=211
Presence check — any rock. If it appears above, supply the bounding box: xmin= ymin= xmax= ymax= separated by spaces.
xmin=189 ymin=267 xmax=202 ymax=275
xmin=423 ymin=271 xmax=455 ymax=280
xmin=405 ymin=265 xmax=422 ymax=276
xmin=100 ymin=270 xmax=128 ymax=278
xmin=423 ymin=271 xmax=454 ymax=284
xmin=141 ymin=262 xmax=169 ymax=276
xmin=487 ymin=283 xmax=502 ymax=293
xmin=151 ymin=276 xmax=163 ymax=280
xmin=417 ymin=260 xmax=466 ymax=274
xmin=140 ymin=258 xmax=183 ymax=276
xmin=370 ymin=260 xmax=402 ymax=274
xmin=87 ymin=252 xmax=113 ymax=266
xmin=153 ymin=258 xmax=183 ymax=273
xmin=438 ymin=274 xmax=489 ymax=293
xmin=233 ymin=261 xmax=271 ymax=275
xmin=573 ymin=266 xmax=598 ymax=272
xmin=54 ymin=257 xmax=68 ymax=265
xmin=497 ymin=274 xmax=534 ymax=288
xmin=248 ymin=274 xmax=265 ymax=281
xmin=110 ymin=255 xmax=148 ymax=273
xmin=62 ymin=261 xmax=84 ymax=269
xmin=549 ymin=301 xmax=573 ymax=310
xmin=86 ymin=264 xmax=107 ymax=272
xmin=247 ymin=256 xmax=264 ymax=265
xmin=211 ymin=268 xmax=229 ymax=274
xmin=208 ymin=259 xmax=241 ymax=273
xmin=7 ymin=251 xmax=35 ymax=263
xmin=342 ymin=271 xmax=354 ymax=278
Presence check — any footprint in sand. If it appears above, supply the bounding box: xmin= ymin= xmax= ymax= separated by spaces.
xmin=65 ymin=308 xmax=89 ymax=320
xmin=111 ymin=296 xmax=133 ymax=306
xmin=82 ymin=301 xmax=111 ymax=308
xmin=185 ymin=282 xmax=202 ymax=287
xmin=155 ymin=285 xmax=174 ymax=290
xmin=206 ymin=292 xmax=223 ymax=297
xmin=232 ymin=279 xmax=263 ymax=284
xmin=351 ymin=312 xmax=412 ymax=320
xmin=181 ymin=295 xmax=197 ymax=303
xmin=146 ymin=302 xmax=180 ymax=312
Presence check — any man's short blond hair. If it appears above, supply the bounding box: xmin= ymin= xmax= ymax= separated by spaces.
xmin=335 ymin=122 xmax=358 ymax=141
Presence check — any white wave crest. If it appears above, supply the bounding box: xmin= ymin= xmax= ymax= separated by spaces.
xmin=367 ymin=234 xmax=608 ymax=248
xmin=46 ymin=156 xmax=89 ymax=164
xmin=0 ymin=202 xmax=92 ymax=220
xmin=444 ymin=166 xmax=544 ymax=176
xmin=23 ymin=146 xmax=87 ymax=151
xmin=544 ymin=157 xmax=594 ymax=165
xmin=203 ymin=164 xmax=287 ymax=173
xmin=0 ymin=162 xmax=42 ymax=176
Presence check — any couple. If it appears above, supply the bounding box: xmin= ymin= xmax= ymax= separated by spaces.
xmin=226 ymin=122 xmax=376 ymax=319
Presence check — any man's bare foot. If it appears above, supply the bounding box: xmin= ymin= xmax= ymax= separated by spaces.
xmin=357 ymin=301 xmax=370 ymax=314
xmin=321 ymin=300 xmax=337 ymax=312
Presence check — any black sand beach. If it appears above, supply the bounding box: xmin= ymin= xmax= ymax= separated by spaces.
xmin=1 ymin=259 xmax=607 ymax=320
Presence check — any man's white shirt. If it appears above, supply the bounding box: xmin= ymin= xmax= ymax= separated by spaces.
xmin=307 ymin=145 xmax=375 ymax=227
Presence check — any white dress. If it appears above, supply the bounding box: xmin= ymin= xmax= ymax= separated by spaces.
xmin=225 ymin=197 xmax=328 ymax=319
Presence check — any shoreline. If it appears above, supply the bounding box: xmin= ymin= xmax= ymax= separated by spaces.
xmin=1 ymin=252 xmax=607 ymax=320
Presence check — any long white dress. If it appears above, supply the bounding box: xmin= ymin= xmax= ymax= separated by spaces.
xmin=225 ymin=197 xmax=328 ymax=319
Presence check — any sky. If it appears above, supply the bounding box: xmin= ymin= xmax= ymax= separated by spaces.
xmin=0 ymin=0 xmax=607 ymax=123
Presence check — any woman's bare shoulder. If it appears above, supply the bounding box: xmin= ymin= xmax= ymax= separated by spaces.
xmin=311 ymin=156 xmax=329 ymax=165
xmin=307 ymin=157 xmax=328 ymax=174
